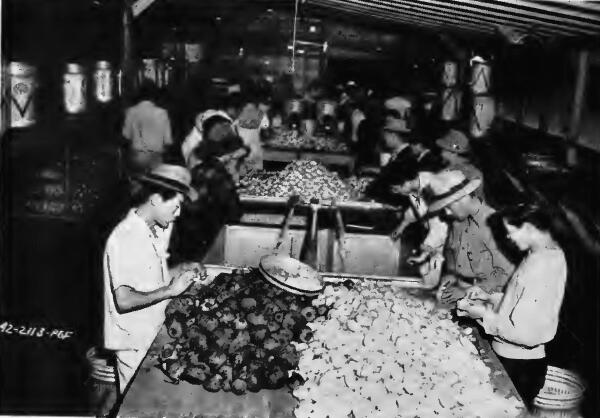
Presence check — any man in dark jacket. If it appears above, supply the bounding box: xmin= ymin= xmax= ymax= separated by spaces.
xmin=364 ymin=116 xmax=418 ymax=207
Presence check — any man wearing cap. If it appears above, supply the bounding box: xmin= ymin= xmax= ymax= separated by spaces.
xmin=427 ymin=170 xmax=514 ymax=305
xmin=364 ymin=97 xmax=418 ymax=206
xmin=101 ymin=164 xmax=206 ymax=412
xmin=435 ymin=129 xmax=485 ymax=198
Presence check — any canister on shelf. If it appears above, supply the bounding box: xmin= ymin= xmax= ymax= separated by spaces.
xmin=156 ymin=61 xmax=166 ymax=88
xmin=422 ymin=92 xmax=438 ymax=116
xmin=470 ymin=56 xmax=492 ymax=95
xmin=163 ymin=61 xmax=175 ymax=87
xmin=440 ymin=88 xmax=463 ymax=121
xmin=8 ymin=62 xmax=37 ymax=128
xmin=184 ymin=43 xmax=203 ymax=63
xmin=64 ymin=63 xmax=87 ymax=114
xmin=161 ymin=42 xmax=176 ymax=60
xmin=441 ymin=61 xmax=458 ymax=87
xmin=470 ymin=95 xmax=496 ymax=138
xmin=93 ymin=61 xmax=113 ymax=103
xmin=140 ymin=58 xmax=158 ymax=83
xmin=316 ymin=100 xmax=337 ymax=120
xmin=286 ymin=99 xmax=304 ymax=131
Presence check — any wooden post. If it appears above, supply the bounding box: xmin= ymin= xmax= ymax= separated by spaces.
xmin=0 ymin=0 xmax=5 ymax=138
xmin=567 ymin=50 xmax=589 ymax=166
xmin=121 ymin=0 xmax=134 ymax=105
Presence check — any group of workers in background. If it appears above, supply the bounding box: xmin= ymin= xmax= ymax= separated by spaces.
xmin=113 ymin=75 xmax=572 ymax=412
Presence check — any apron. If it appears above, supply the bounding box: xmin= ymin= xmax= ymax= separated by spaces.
xmin=236 ymin=125 xmax=264 ymax=170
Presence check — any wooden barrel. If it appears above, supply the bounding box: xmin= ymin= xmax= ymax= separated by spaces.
xmin=8 ymin=62 xmax=37 ymax=128
xmin=470 ymin=95 xmax=496 ymax=138
xmin=440 ymin=88 xmax=462 ymax=121
xmin=441 ymin=61 xmax=459 ymax=87
xmin=63 ymin=63 xmax=87 ymax=114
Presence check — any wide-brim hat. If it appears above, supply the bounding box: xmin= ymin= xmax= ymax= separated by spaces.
xmin=383 ymin=116 xmax=411 ymax=133
xmin=428 ymin=170 xmax=482 ymax=213
xmin=384 ymin=96 xmax=413 ymax=115
xmin=136 ymin=164 xmax=198 ymax=201
xmin=436 ymin=129 xmax=471 ymax=155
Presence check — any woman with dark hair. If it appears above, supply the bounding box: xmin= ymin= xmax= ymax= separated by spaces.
xmin=457 ymin=202 xmax=568 ymax=410
xmin=170 ymin=123 xmax=249 ymax=264
xmin=122 ymin=79 xmax=173 ymax=172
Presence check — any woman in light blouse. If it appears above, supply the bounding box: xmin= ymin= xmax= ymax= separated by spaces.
xmin=457 ymin=202 xmax=567 ymax=410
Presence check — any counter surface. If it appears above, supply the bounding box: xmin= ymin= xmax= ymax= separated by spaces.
xmin=119 ymin=287 xmax=526 ymax=418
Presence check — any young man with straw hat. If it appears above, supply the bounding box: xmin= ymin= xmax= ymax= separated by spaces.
xmin=435 ymin=129 xmax=485 ymax=199
xmin=427 ymin=170 xmax=514 ymax=305
xmin=99 ymin=164 xmax=206 ymax=415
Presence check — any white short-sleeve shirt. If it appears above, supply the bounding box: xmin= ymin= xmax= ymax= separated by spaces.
xmin=103 ymin=210 xmax=170 ymax=352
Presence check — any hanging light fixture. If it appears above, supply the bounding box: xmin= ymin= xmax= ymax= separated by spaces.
xmin=290 ymin=0 xmax=300 ymax=73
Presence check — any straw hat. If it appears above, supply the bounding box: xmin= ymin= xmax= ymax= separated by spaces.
xmin=427 ymin=170 xmax=482 ymax=213
xmin=436 ymin=130 xmax=471 ymax=155
xmin=383 ymin=116 xmax=411 ymax=133
xmin=384 ymin=96 xmax=413 ymax=133
xmin=384 ymin=96 xmax=413 ymax=116
xmin=136 ymin=164 xmax=198 ymax=201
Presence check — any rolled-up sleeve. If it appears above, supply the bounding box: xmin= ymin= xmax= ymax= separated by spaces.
xmin=105 ymin=231 xmax=142 ymax=291
xmin=480 ymin=254 xmax=566 ymax=348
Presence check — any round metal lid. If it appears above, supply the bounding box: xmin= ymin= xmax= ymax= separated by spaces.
xmin=258 ymin=254 xmax=323 ymax=296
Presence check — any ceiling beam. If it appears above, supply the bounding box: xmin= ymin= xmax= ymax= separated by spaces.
xmin=362 ymin=0 xmax=591 ymax=36
xmin=314 ymin=0 xmax=496 ymax=35
xmin=311 ymin=0 xmax=600 ymax=36
xmin=486 ymin=0 xmax=600 ymax=22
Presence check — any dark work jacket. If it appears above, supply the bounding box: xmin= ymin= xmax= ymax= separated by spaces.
xmin=364 ymin=146 xmax=418 ymax=207
xmin=169 ymin=158 xmax=242 ymax=265
xmin=415 ymin=149 xmax=446 ymax=173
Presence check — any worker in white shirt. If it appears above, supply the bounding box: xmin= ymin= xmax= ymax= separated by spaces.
xmin=101 ymin=164 xmax=206 ymax=414
xmin=122 ymin=80 xmax=173 ymax=172
xmin=232 ymin=97 xmax=270 ymax=171
xmin=457 ymin=202 xmax=567 ymax=410
xmin=390 ymin=170 xmax=456 ymax=288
